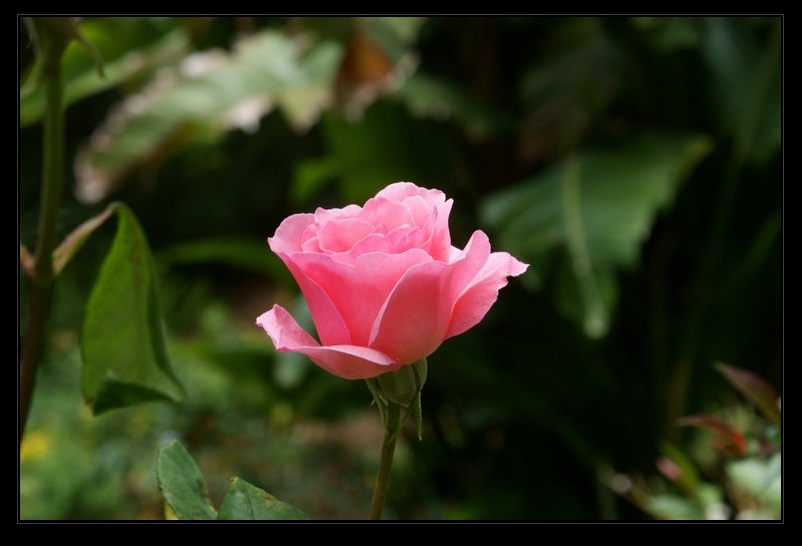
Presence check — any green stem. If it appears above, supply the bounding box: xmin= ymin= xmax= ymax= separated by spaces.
xmin=20 ymin=35 xmax=66 ymax=447
xmin=368 ymin=403 xmax=401 ymax=520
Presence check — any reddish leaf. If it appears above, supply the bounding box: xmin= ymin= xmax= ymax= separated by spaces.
xmin=679 ymin=414 xmax=747 ymax=457
xmin=715 ymin=362 xmax=781 ymax=426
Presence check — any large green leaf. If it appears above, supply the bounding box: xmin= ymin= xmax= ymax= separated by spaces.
xmin=217 ymin=478 xmax=310 ymax=520
xmin=481 ymin=133 xmax=712 ymax=337
xmin=81 ymin=203 xmax=184 ymax=413
xmin=74 ymin=29 xmax=344 ymax=204
xmin=157 ymin=440 xmax=217 ymax=520
xmin=700 ymin=17 xmax=781 ymax=165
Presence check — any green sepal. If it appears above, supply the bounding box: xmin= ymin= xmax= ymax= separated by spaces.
xmin=366 ymin=358 xmax=428 ymax=442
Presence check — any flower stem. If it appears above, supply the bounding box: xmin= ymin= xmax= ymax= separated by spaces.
xmin=368 ymin=402 xmax=401 ymax=520
xmin=20 ymin=23 xmax=67 ymax=448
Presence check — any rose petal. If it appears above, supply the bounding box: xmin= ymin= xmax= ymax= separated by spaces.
xmin=291 ymin=248 xmax=431 ymax=346
xmin=314 ymin=204 xmax=361 ymax=224
xmin=268 ymin=213 xmax=315 ymax=254
xmin=256 ymin=305 xmax=400 ymax=380
xmin=271 ymin=250 xmax=352 ymax=346
xmin=369 ymin=260 xmax=453 ymax=365
xmin=361 ymin=196 xmax=415 ymax=231
xmin=316 ymin=218 xmax=375 ymax=253
xmin=376 ymin=181 xmax=444 ymax=204
xmin=446 ymin=251 xmax=528 ymax=338
xmin=447 ymin=230 xmax=492 ymax=299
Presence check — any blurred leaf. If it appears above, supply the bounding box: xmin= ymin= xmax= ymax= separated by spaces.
xmin=714 ymin=208 xmax=780 ymax=299
xmin=630 ymin=17 xmax=701 ymax=52
xmin=332 ymin=20 xmax=421 ymax=121
xmin=74 ymin=29 xmax=343 ymax=204
xmin=678 ymin=414 xmax=747 ymax=457
xmin=21 ymin=17 xmax=189 ymax=126
xmin=291 ymin=156 xmax=340 ymax=207
xmin=727 ymin=454 xmax=781 ymax=514
xmin=363 ymin=17 xmax=427 ymax=57
xmin=700 ymin=17 xmax=781 ymax=164
xmin=715 ymin=363 xmax=781 ymax=426
xmin=52 ymin=201 xmax=117 ymax=276
xmin=659 ymin=441 xmax=701 ymax=492
xmin=157 ymin=440 xmax=217 ymax=520
xmin=646 ymin=494 xmax=705 ymax=520
xmin=482 ymin=133 xmax=712 ymax=337
xmin=518 ymin=18 xmax=624 ymax=165
xmin=82 ymin=203 xmax=184 ymax=414
xmin=393 ymin=73 xmax=513 ymax=139
xmin=217 ymin=478 xmax=310 ymax=520
xmin=320 ymin=102 xmax=456 ymax=204
xmin=21 ymin=17 xmax=100 ymax=99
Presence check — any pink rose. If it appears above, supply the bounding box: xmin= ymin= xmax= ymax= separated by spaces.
xmin=256 ymin=182 xmax=528 ymax=380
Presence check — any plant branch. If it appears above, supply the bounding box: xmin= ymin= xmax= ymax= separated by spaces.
xmin=20 ymin=30 xmax=66 ymax=447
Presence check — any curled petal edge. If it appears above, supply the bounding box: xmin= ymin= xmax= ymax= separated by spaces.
xmin=256 ymin=305 xmax=401 ymax=380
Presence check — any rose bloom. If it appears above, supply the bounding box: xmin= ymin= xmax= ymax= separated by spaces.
xmin=257 ymin=182 xmax=527 ymax=380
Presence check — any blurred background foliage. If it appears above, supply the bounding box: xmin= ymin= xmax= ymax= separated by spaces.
xmin=19 ymin=16 xmax=781 ymax=520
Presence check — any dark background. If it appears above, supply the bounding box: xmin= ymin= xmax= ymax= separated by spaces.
xmin=19 ymin=16 xmax=781 ymax=520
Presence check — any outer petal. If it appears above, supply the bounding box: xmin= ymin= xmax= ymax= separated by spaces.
xmin=256 ymin=305 xmax=400 ymax=380
xmin=272 ymin=250 xmax=352 ymax=346
xmin=369 ymin=260 xmax=453 ymax=365
xmin=446 ymin=251 xmax=528 ymax=338
xmin=268 ymin=213 xmax=315 ymax=254
xmin=291 ymin=248 xmax=431 ymax=346
xmin=446 ymin=230 xmax=492 ymax=301
xmin=368 ymin=230 xmax=494 ymax=364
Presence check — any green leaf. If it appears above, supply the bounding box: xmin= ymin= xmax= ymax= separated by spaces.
xmin=217 ymin=478 xmax=310 ymax=520
xmin=715 ymin=363 xmax=781 ymax=426
xmin=517 ymin=18 xmax=624 ymax=164
xmin=645 ymin=494 xmax=705 ymax=520
xmin=394 ymin=73 xmax=513 ymax=139
xmin=481 ymin=133 xmax=712 ymax=338
xmin=319 ymin=101 xmax=457 ymax=205
xmin=701 ymin=17 xmax=781 ymax=164
xmin=74 ymin=29 xmax=343 ymax=204
xmin=157 ymin=440 xmax=217 ymax=520
xmin=52 ymin=201 xmax=117 ymax=276
xmin=21 ymin=18 xmax=189 ymax=126
xmin=727 ymin=454 xmax=781 ymax=514
xmin=81 ymin=203 xmax=184 ymax=414
xmin=659 ymin=441 xmax=701 ymax=493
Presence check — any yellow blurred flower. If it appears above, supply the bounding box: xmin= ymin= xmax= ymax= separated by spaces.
xmin=20 ymin=430 xmax=52 ymax=462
